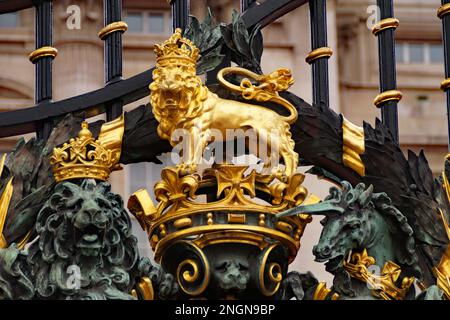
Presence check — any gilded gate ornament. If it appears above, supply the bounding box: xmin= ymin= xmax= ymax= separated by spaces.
xmin=149 ymin=29 xmax=299 ymax=178
xmin=278 ymin=182 xmax=420 ymax=300
xmin=128 ymin=163 xmax=312 ymax=299
xmin=50 ymin=115 xmax=124 ymax=182
xmin=2 ymin=7 xmax=450 ymax=302
xmin=343 ymin=249 xmax=415 ymax=300
xmin=436 ymin=167 xmax=450 ymax=299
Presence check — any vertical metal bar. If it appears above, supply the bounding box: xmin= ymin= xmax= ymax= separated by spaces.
xmin=102 ymin=0 xmax=125 ymax=121
xmin=170 ymin=0 xmax=189 ymax=31
xmin=241 ymin=0 xmax=256 ymax=12
xmin=206 ymin=0 xmax=236 ymax=84
xmin=373 ymin=0 xmax=400 ymax=143
xmin=32 ymin=0 xmax=55 ymax=140
xmin=307 ymin=0 xmax=332 ymax=108
xmin=438 ymin=1 xmax=450 ymax=150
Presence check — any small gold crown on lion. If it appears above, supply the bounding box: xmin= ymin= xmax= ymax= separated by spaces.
xmin=50 ymin=116 xmax=124 ymax=182
xmin=154 ymin=28 xmax=199 ymax=67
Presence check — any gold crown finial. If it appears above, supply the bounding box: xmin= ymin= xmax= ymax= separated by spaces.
xmin=78 ymin=121 xmax=92 ymax=139
xmin=50 ymin=116 xmax=125 ymax=182
xmin=154 ymin=28 xmax=200 ymax=67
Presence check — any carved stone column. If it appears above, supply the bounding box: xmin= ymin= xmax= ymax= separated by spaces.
xmin=53 ymin=0 xmax=104 ymax=101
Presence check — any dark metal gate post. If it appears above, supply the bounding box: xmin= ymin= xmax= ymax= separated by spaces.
xmin=438 ymin=1 xmax=450 ymax=150
xmin=307 ymin=0 xmax=332 ymax=108
xmin=373 ymin=0 xmax=401 ymax=143
xmin=170 ymin=0 xmax=189 ymax=31
xmin=101 ymin=0 xmax=127 ymax=121
xmin=241 ymin=0 xmax=256 ymax=12
xmin=30 ymin=0 xmax=56 ymax=140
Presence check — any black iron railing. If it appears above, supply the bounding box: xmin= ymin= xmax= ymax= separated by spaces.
xmin=438 ymin=0 xmax=450 ymax=150
xmin=0 ymin=0 xmax=448 ymax=151
xmin=0 ymin=0 xmax=308 ymax=139
xmin=103 ymin=0 xmax=126 ymax=122
xmin=171 ymin=0 xmax=189 ymax=31
xmin=373 ymin=0 xmax=400 ymax=142
xmin=32 ymin=0 xmax=54 ymax=140
xmin=307 ymin=0 xmax=331 ymax=108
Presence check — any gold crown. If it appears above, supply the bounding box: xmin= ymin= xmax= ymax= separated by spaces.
xmin=50 ymin=115 xmax=125 ymax=182
xmin=154 ymin=28 xmax=199 ymax=67
xmin=128 ymin=164 xmax=315 ymax=264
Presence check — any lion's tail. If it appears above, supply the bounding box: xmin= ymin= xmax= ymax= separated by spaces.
xmin=217 ymin=67 xmax=298 ymax=125
xmin=269 ymin=95 xmax=298 ymax=125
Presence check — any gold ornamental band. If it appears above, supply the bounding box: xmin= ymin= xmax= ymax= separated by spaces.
xmin=152 ymin=224 xmax=300 ymax=263
xmin=438 ymin=3 xmax=450 ymax=19
xmin=28 ymin=46 xmax=58 ymax=63
xmin=441 ymin=78 xmax=450 ymax=91
xmin=373 ymin=90 xmax=403 ymax=107
xmin=371 ymin=18 xmax=399 ymax=36
xmin=98 ymin=21 xmax=128 ymax=40
xmin=305 ymin=47 xmax=333 ymax=64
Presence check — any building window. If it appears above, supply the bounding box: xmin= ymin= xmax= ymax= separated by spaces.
xmin=429 ymin=44 xmax=444 ymax=64
xmin=128 ymin=162 xmax=149 ymax=193
xmin=396 ymin=43 xmax=405 ymax=63
xmin=409 ymin=44 xmax=424 ymax=63
xmin=126 ymin=162 xmax=162 ymax=201
xmin=124 ymin=11 xmax=171 ymax=34
xmin=149 ymin=13 xmax=165 ymax=34
xmin=126 ymin=12 xmax=144 ymax=33
xmin=0 ymin=12 xmax=19 ymax=28
xmin=396 ymin=42 xmax=444 ymax=65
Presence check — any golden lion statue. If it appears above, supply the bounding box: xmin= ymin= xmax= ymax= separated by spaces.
xmin=150 ymin=29 xmax=299 ymax=178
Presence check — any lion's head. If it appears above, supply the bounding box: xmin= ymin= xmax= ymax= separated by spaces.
xmin=27 ymin=179 xmax=139 ymax=299
xmin=149 ymin=63 xmax=208 ymax=142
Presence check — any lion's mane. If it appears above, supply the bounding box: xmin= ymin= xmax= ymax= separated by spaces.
xmin=149 ymin=64 xmax=208 ymax=142
xmin=26 ymin=179 xmax=139 ymax=299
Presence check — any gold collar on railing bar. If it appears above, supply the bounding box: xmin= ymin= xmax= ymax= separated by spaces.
xmin=28 ymin=46 xmax=58 ymax=64
xmin=438 ymin=3 xmax=450 ymax=19
xmin=372 ymin=18 xmax=399 ymax=36
xmin=441 ymin=78 xmax=450 ymax=91
xmin=305 ymin=47 xmax=333 ymax=64
xmin=373 ymin=90 xmax=403 ymax=107
xmin=98 ymin=21 xmax=128 ymax=40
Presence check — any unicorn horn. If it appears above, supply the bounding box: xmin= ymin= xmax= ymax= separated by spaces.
xmin=276 ymin=200 xmax=345 ymax=218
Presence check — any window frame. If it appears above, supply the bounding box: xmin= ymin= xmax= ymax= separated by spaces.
xmin=0 ymin=12 xmax=20 ymax=28
xmin=124 ymin=10 xmax=172 ymax=35
xmin=396 ymin=42 xmax=444 ymax=65
xmin=123 ymin=11 xmax=145 ymax=33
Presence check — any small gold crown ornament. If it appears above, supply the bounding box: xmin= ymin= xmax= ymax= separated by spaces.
xmin=50 ymin=115 xmax=125 ymax=182
xmin=154 ymin=28 xmax=199 ymax=68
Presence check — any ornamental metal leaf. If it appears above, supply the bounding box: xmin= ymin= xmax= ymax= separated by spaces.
xmin=220 ymin=10 xmax=263 ymax=74
xmin=184 ymin=8 xmax=264 ymax=75
xmin=184 ymin=8 xmax=224 ymax=75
